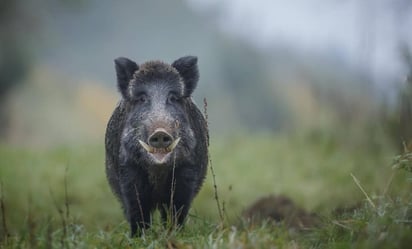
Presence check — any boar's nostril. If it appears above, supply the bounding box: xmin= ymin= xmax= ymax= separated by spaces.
xmin=148 ymin=130 xmax=173 ymax=149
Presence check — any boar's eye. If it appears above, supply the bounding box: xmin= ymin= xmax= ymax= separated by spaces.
xmin=135 ymin=93 xmax=148 ymax=104
xmin=168 ymin=92 xmax=180 ymax=104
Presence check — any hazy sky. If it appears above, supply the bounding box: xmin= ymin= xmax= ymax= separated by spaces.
xmin=187 ymin=0 xmax=412 ymax=81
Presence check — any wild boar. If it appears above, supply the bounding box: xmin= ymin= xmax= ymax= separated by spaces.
xmin=105 ymin=56 xmax=208 ymax=236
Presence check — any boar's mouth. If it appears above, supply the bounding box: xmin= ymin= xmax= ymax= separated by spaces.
xmin=138 ymin=137 xmax=181 ymax=164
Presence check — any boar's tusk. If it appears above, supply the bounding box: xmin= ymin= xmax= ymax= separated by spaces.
xmin=138 ymin=140 xmax=154 ymax=153
xmin=139 ymin=138 xmax=180 ymax=154
xmin=167 ymin=137 xmax=181 ymax=152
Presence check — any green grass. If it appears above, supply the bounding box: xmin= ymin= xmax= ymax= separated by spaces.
xmin=0 ymin=133 xmax=411 ymax=248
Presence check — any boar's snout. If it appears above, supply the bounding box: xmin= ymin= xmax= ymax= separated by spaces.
xmin=148 ymin=129 xmax=173 ymax=148
xmin=137 ymin=127 xmax=182 ymax=164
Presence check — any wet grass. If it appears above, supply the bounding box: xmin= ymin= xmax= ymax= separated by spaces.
xmin=0 ymin=133 xmax=411 ymax=248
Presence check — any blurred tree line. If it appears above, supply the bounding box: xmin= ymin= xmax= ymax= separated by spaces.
xmin=398 ymin=47 xmax=412 ymax=149
xmin=0 ymin=0 xmax=86 ymax=139
xmin=216 ymin=40 xmax=289 ymax=131
xmin=384 ymin=46 xmax=412 ymax=152
xmin=0 ymin=0 xmax=34 ymax=138
xmin=1 ymin=0 xmax=412 ymax=148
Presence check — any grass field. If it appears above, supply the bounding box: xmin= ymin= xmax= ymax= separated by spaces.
xmin=0 ymin=132 xmax=411 ymax=248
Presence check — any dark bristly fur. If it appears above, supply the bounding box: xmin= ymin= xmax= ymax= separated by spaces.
xmin=105 ymin=56 xmax=208 ymax=236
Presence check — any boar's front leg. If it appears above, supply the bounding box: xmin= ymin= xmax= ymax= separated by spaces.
xmin=119 ymin=164 xmax=151 ymax=236
xmin=166 ymin=167 xmax=198 ymax=226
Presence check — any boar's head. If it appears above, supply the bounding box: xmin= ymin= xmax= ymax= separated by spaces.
xmin=114 ymin=56 xmax=199 ymax=166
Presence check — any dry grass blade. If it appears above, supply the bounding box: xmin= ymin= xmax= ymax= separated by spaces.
xmin=203 ymin=97 xmax=224 ymax=224
xmin=64 ymin=165 xmax=70 ymax=221
xmin=331 ymin=220 xmax=352 ymax=231
xmin=350 ymin=173 xmax=376 ymax=209
xmin=0 ymin=181 xmax=9 ymax=243
xmin=49 ymin=187 xmax=67 ymax=249
xmin=133 ymin=184 xmax=146 ymax=236
xmin=169 ymin=151 xmax=177 ymax=226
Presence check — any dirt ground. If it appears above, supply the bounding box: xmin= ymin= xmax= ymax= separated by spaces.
xmin=242 ymin=195 xmax=321 ymax=230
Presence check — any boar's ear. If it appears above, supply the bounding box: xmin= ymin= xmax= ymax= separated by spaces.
xmin=114 ymin=57 xmax=139 ymax=99
xmin=172 ymin=56 xmax=199 ymax=97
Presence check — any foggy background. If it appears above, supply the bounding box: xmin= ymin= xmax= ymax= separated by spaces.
xmin=1 ymin=0 xmax=412 ymax=147
xmin=3 ymin=1 xmax=412 ymax=242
